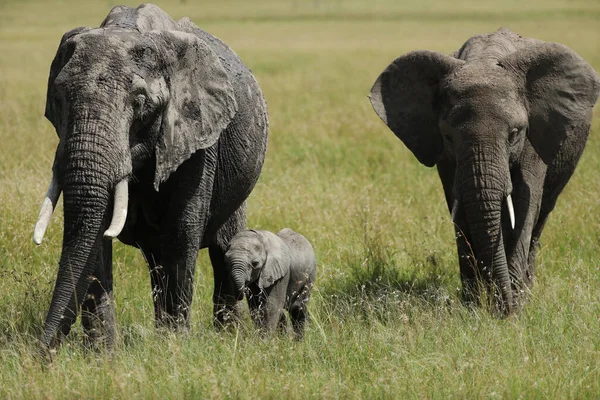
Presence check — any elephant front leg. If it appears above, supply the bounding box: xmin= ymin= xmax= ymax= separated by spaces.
xmin=209 ymin=203 xmax=247 ymax=329
xmin=246 ymin=286 xmax=266 ymax=329
xmin=436 ymin=157 xmax=481 ymax=306
xmin=156 ymin=149 xmax=215 ymax=330
xmin=81 ymin=238 xmax=116 ymax=350
xmin=139 ymin=243 xmax=171 ymax=327
xmin=158 ymin=231 xmax=202 ymax=330
xmin=210 ymin=244 xmax=242 ymax=329
xmin=506 ymin=161 xmax=546 ymax=307
xmin=454 ymin=220 xmax=481 ymax=306
xmin=262 ymin=280 xmax=289 ymax=335
xmin=525 ymin=212 xmax=549 ymax=289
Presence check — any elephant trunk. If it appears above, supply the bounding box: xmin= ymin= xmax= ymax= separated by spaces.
xmin=42 ymin=123 xmax=126 ymax=347
xmin=458 ymin=147 xmax=513 ymax=315
xmin=229 ymin=261 xmax=249 ymax=300
xmin=462 ymin=193 xmax=512 ymax=314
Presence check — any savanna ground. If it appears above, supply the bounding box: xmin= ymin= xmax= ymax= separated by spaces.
xmin=1 ymin=0 xmax=599 ymax=398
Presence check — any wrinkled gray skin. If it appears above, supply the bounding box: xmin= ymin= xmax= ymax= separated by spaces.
xmin=224 ymin=229 xmax=317 ymax=339
xmin=370 ymin=28 xmax=600 ymax=315
xmin=37 ymin=4 xmax=268 ymax=349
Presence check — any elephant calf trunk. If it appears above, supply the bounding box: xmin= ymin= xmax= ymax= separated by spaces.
xmin=230 ymin=264 xmax=249 ymax=299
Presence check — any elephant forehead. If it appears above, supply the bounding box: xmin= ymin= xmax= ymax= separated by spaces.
xmin=55 ymin=31 xmax=159 ymax=92
xmin=72 ymin=29 xmax=140 ymax=56
xmin=445 ymin=64 xmax=519 ymax=95
xmin=67 ymin=29 xmax=159 ymax=73
xmin=230 ymin=233 xmax=263 ymax=251
xmin=442 ymin=66 xmax=525 ymax=122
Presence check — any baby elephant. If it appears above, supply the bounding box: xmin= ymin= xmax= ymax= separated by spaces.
xmin=224 ymin=228 xmax=317 ymax=339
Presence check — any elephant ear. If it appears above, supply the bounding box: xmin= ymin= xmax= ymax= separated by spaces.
xmin=369 ymin=51 xmax=464 ymax=167
xmin=501 ymin=43 xmax=600 ymax=165
xmin=148 ymin=30 xmax=237 ymax=190
xmin=258 ymin=232 xmax=289 ymax=289
xmin=45 ymin=26 xmax=91 ymax=131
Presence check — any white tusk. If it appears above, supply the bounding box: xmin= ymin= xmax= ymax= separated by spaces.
xmin=506 ymin=194 xmax=515 ymax=230
xmin=33 ymin=173 xmax=62 ymax=245
xmin=103 ymin=179 xmax=128 ymax=239
xmin=451 ymin=199 xmax=459 ymax=223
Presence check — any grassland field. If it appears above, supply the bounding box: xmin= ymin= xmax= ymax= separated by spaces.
xmin=0 ymin=0 xmax=599 ymax=398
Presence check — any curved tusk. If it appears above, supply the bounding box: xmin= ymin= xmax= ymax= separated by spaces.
xmin=103 ymin=179 xmax=128 ymax=239
xmin=450 ymin=199 xmax=459 ymax=223
xmin=506 ymin=194 xmax=515 ymax=230
xmin=33 ymin=173 xmax=62 ymax=245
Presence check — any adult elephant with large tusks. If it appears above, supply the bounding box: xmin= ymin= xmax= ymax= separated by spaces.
xmin=34 ymin=3 xmax=268 ymax=349
xmin=369 ymin=28 xmax=599 ymax=315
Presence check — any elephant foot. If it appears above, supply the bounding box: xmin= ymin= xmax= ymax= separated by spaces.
xmin=213 ymin=303 xmax=241 ymax=331
xmin=460 ymin=276 xmax=483 ymax=309
xmin=82 ymin=290 xmax=116 ymax=352
xmin=153 ymin=308 xmax=192 ymax=332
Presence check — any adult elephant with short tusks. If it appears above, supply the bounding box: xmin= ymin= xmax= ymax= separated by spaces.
xmin=370 ymin=28 xmax=599 ymax=315
xmin=33 ymin=4 xmax=268 ymax=349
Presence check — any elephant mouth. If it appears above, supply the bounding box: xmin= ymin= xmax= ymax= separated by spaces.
xmin=451 ymin=194 xmax=515 ymax=231
xmin=33 ymin=173 xmax=130 ymax=245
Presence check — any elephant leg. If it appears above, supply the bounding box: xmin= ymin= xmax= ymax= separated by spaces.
xmin=246 ymin=286 xmax=266 ymax=329
xmin=263 ymin=280 xmax=289 ymax=335
xmin=139 ymin=229 xmax=199 ymax=329
xmin=289 ymin=305 xmax=307 ymax=340
xmin=278 ymin=312 xmax=288 ymax=335
xmin=209 ymin=203 xmax=247 ymax=329
xmin=289 ymin=284 xmax=311 ymax=339
xmin=505 ymin=163 xmax=543 ymax=306
xmin=526 ymin=211 xmax=549 ymax=288
xmin=289 ymin=299 xmax=309 ymax=340
xmin=160 ymin=228 xmax=202 ymax=330
xmin=81 ymin=238 xmax=115 ymax=350
xmin=139 ymin=244 xmax=171 ymax=327
xmin=157 ymin=149 xmax=217 ymax=329
xmin=436 ymin=157 xmax=481 ymax=305
xmin=454 ymin=219 xmax=480 ymax=306
xmin=210 ymin=244 xmax=240 ymax=328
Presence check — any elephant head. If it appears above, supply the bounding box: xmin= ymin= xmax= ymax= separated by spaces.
xmin=370 ymin=29 xmax=600 ymax=313
xmin=224 ymin=230 xmax=289 ymax=299
xmin=33 ymin=5 xmax=237 ymax=346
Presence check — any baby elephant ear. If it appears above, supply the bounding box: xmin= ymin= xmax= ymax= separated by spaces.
xmin=369 ymin=50 xmax=464 ymax=167
xmin=258 ymin=233 xmax=288 ymax=289
xmin=501 ymin=43 xmax=600 ymax=165
xmin=149 ymin=30 xmax=238 ymax=190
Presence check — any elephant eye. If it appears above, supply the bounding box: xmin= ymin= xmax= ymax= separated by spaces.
xmin=508 ymin=128 xmax=521 ymax=145
xmin=251 ymin=259 xmax=260 ymax=269
xmin=443 ymin=134 xmax=454 ymax=144
xmin=133 ymin=94 xmax=146 ymax=117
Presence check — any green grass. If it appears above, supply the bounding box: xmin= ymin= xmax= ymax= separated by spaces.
xmin=1 ymin=0 xmax=600 ymax=398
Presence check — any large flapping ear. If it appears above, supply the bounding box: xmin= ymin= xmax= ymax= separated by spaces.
xmin=369 ymin=51 xmax=464 ymax=167
xmin=45 ymin=27 xmax=91 ymax=131
xmin=500 ymin=43 xmax=600 ymax=165
xmin=258 ymin=232 xmax=289 ymax=289
xmin=148 ymin=31 xmax=238 ymax=189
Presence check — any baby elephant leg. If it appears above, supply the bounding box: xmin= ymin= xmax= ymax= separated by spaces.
xmin=262 ymin=280 xmax=288 ymax=335
xmin=247 ymin=287 xmax=266 ymax=329
xmin=278 ymin=313 xmax=288 ymax=335
xmin=289 ymin=284 xmax=311 ymax=340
